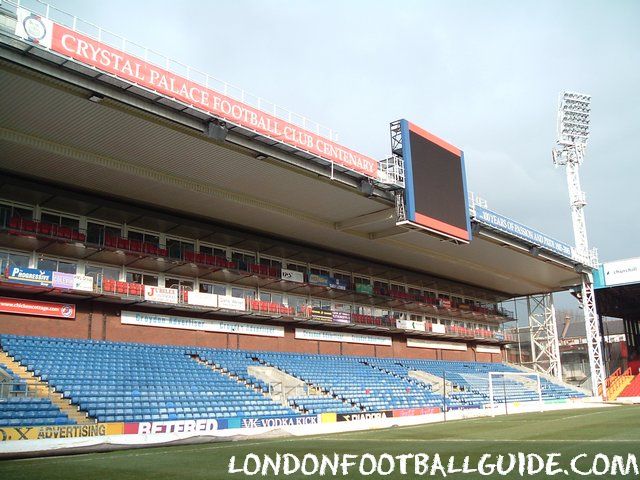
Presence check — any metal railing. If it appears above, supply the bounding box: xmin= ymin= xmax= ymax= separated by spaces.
xmin=3 ymin=0 xmax=338 ymax=142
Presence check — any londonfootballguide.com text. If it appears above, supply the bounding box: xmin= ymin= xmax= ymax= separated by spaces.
xmin=228 ymin=452 xmax=639 ymax=477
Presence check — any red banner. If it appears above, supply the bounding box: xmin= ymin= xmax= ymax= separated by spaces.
xmin=19 ymin=15 xmax=378 ymax=178
xmin=0 ymin=297 xmax=76 ymax=319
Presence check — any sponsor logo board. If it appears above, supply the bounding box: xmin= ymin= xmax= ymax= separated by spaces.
xmin=144 ymin=286 xmax=178 ymax=304
xmin=6 ymin=267 xmax=53 ymax=287
xmin=337 ymin=411 xmax=392 ymax=422
xmin=0 ymin=297 xmax=75 ymax=319
xmin=186 ymin=291 xmax=218 ymax=308
xmin=280 ymin=269 xmax=304 ymax=283
xmin=0 ymin=423 xmax=122 ymax=442
xmin=121 ymin=311 xmax=284 ymax=337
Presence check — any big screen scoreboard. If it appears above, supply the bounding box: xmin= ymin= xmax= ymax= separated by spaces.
xmin=398 ymin=119 xmax=471 ymax=243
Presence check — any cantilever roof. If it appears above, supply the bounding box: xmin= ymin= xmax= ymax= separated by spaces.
xmin=0 ymin=27 xmax=585 ymax=299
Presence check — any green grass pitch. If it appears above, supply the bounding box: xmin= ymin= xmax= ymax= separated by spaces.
xmin=2 ymin=406 xmax=640 ymax=479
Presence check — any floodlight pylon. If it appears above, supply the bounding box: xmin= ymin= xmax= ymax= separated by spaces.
xmin=552 ymin=91 xmax=606 ymax=399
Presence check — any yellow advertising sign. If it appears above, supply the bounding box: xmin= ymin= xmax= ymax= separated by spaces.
xmin=0 ymin=423 xmax=123 ymax=442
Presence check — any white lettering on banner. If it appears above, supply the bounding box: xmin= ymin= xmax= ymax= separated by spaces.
xmin=121 ymin=311 xmax=284 ymax=337
xmin=407 ymin=338 xmax=467 ymax=351
xmin=241 ymin=416 xmax=318 ymax=429
xmin=474 ymin=206 xmax=572 ymax=258
xmin=186 ymin=291 xmax=218 ymax=308
xmin=602 ymin=257 xmax=640 ymax=287
xmin=218 ymin=295 xmax=246 ymax=311
xmin=137 ymin=419 xmax=217 ymax=435
xmin=281 ymin=269 xmax=304 ymax=283
xmin=13 ymin=7 xmax=379 ymax=179
xmin=144 ymin=286 xmax=178 ymax=304
xmin=295 ymin=328 xmax=391 ymax=346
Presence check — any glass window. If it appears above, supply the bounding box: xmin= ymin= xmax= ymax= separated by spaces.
xmin=310 ymin=267 xmax=329 ymax=276
xmin=40 ymin=212 xmax=79 ymax=230
xmin=200 ymin=245 xmax=227 ymax=258
xmin=36 ymin=258 xmax=58 ymax=271
xmin=287 ymin=295 xmax=306 ymax=311
xmin=231 ymin=287 xmax=254 ymax=299
xmin=199 ymin=282 xmax=226 ymax=296
xmin=1 ymin=204 xmax=33 ymax=227
xmin=126 ymin=271 xmax=158 ymax=286
xmin=87 ymin=222 xmax=122 ymax=245
xmin=36 ymin=257 xmax=77 ymax=274
xmin=232 ymin=252 xmax=255 ymax=270
xmin=166 ymin=238 xmax=194 ymax=260
xmin=0 ymin=251 xmax=30 ymax=273
xmin=128 ymin=230 xmax=160 ymax=247
xmin=85 ymin=265 xmax=120 ymax=286
xmin=165 ymin=277 xmax=194 ymax=291
xmin=259 ymin=257 xmax=282 ymax=269
xmin=284 ymin=262 xmax=306 ymax=273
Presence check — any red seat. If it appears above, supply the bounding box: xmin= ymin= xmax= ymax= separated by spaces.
xmin=184 ymin=251 xmax=196 ymax=262
xmin=8 ymin=217 xmax=21 ymax=229
xmin=117 ymin=238 xmax=130 ymax=250
xmin=38 ymin=223 xmax=53 ymax=235
xmin=58 ymin=226 xmax=73 ymax=239
xmin=105 ymin=234 xmax=118 ymax=248
xmin=129 ymin=240 xmax=143 ymax=252
xmin=22 ymin=220 xmax=37 ymax=233
xmin=157 ymin=248 xmax=168 ymax=257
xmin=102 ymin=279 xmax=117 ymax=293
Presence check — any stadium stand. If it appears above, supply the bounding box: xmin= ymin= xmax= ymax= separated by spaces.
xmin=0 ymin=362 xmax=74 ymax=427
xmin=0 ymin=335 xmax=584 ymax=426
xmin=619 ymin=373 xmax=640 ymax=398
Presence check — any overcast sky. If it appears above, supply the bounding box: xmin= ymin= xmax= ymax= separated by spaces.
xmin=42 ymin=0 xmax=639 ymax=265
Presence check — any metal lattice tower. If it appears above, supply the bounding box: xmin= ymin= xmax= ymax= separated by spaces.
xmin=527 ymin=294 xmax=562 ymax=379
xmin=552 ymin=91 xmax=606 ymax=398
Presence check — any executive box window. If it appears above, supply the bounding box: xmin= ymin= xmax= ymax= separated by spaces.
xmin=260 ymin=292 xmax=284 ymax=304
xmin=37 ymin=257 xmax=77 ymax=274
xmin=85 ymin=265 xmax=121 ymax=286
xmin=199 ymin=245 xmax=227 ymax=258
xmin=231 ymin=287 xmax=255 ymax=300
xmin=166 ymin=238 xmax=194 ymax=260
xmin=40 ymin=212 xmax=80 ymax=230
xmin=0 ymin=250 xmax=30 ymax=272
xmin=199 ymin=282 xmax=226 ymax=296
xmin=333 ymin=271 xmax=352 ymax=288
xmin=259 ymin=257 xmax=282 ymax=270
xmin=231 ymin=252 xmax=255 ymax=270
xmin=127 ymin=230 xmax=160 ymax=247
xmin=86 ymin=222 xmax=122 ymax=245
xmin=309 ymin=267 xmax=329 ymax=277
xmin=0 ymin=204 xmax=32 ymax=226
xmin=126 ymin=271 xmax=158 ymax=286
xmin=165 ymin=277 xmax=194 ymax=291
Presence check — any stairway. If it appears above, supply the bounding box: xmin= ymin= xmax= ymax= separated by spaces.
xmin=0 ymin=349 xmax=93 ymax=425
xmin=192 ymin=355 xmax=306 ymax=414
xmin=605 ymin=368 xmax=635 ymax=400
